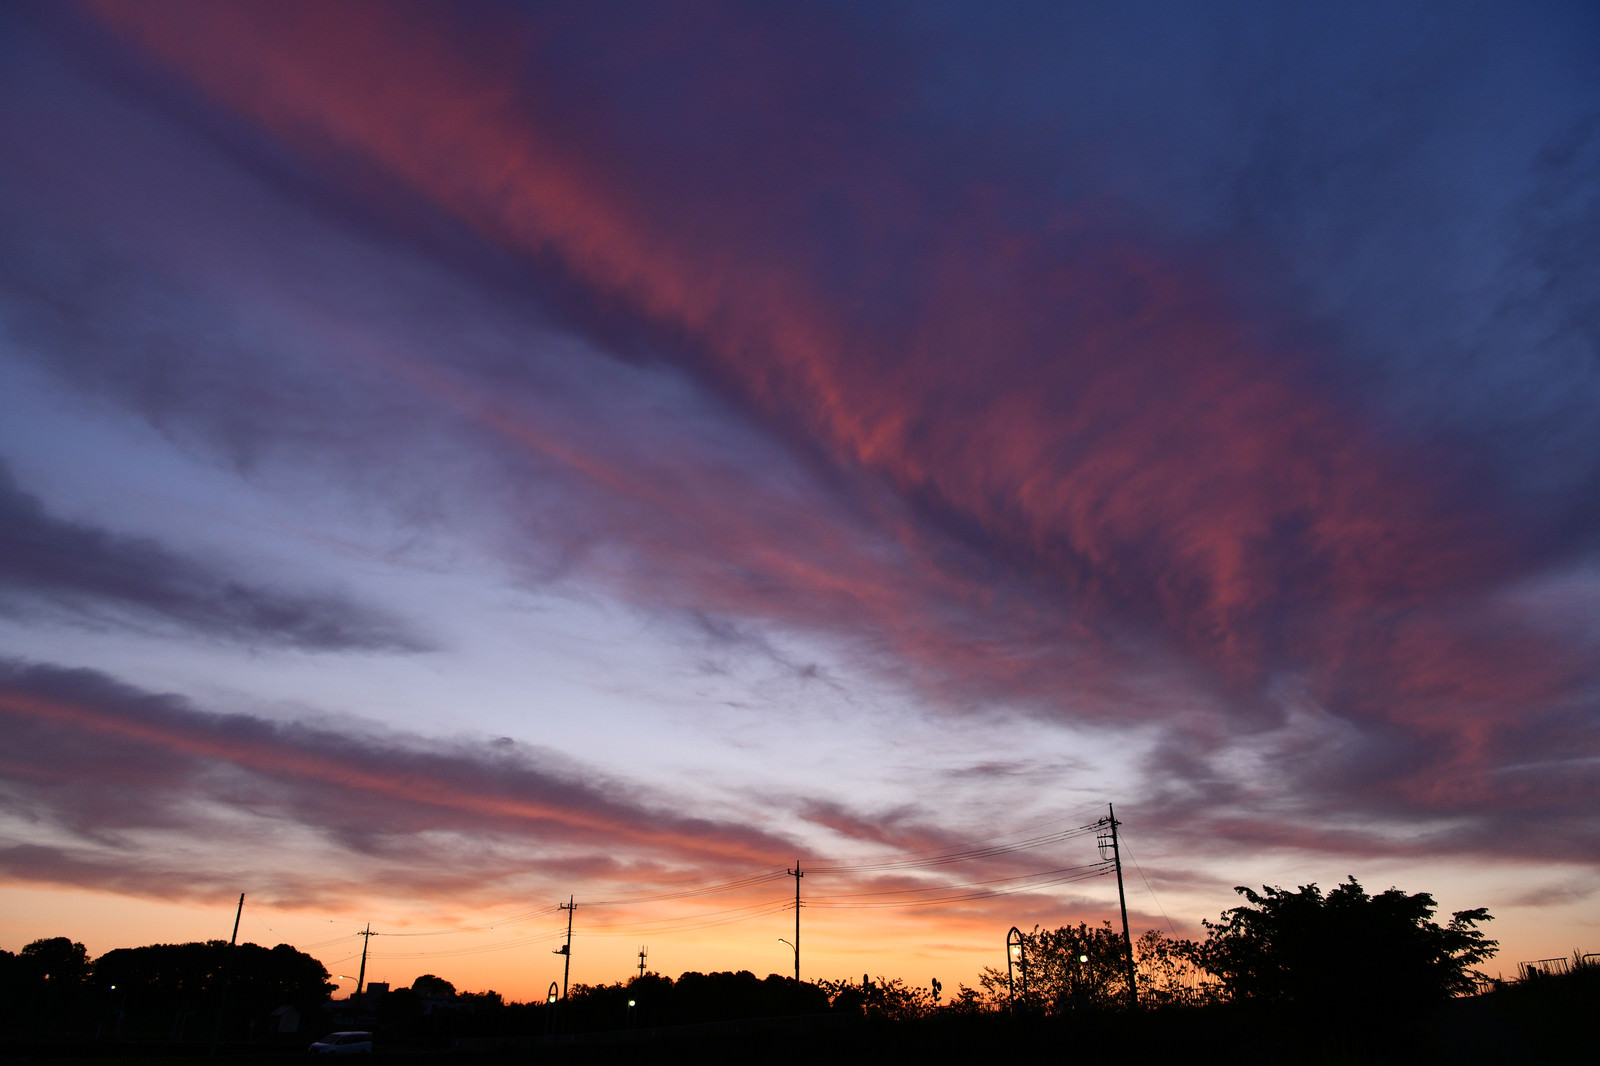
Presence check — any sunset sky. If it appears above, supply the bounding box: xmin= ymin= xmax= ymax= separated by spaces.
xmin=2 ymin=0 xmax=1597 ymax=1001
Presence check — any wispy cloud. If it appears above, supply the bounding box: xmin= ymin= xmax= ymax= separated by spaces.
xmin=0 ymin=0 xmax=1594 ymax=976
xmin=0 ymin=463 xmax=427 ymax=652
xmin=14 ymin=0 xmax=1587 ymax=836
xmin=0 ymin=658 xmax=804 ymax=904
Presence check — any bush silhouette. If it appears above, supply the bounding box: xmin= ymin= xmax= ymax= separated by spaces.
xmin=1196 ymin=876 xmax=1495 ymax=1014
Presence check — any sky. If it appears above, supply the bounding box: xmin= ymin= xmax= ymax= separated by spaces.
xmin=2 ymin=0 xmax=1598 ymax=1000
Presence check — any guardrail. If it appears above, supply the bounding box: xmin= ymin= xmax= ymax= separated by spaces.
xmin=1518 ymin=956 xmax=1577 ymax=980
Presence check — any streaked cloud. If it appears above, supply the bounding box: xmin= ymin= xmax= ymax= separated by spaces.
xmin=0 ymin=0 xmax=1595 ymax=987
xmin=0 ymin=658 xmax=798 ymax=901
xmin=0 ymin=463 xmax=428 ymax=652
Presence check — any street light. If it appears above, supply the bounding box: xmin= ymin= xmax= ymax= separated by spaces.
xmin=1006 ymin=927 xmax=1025 ymax=1013
xmin=778 ymin=937 xmax=798 ymax=972
xmin=779 ymin=939 xmax=801 ymax=1014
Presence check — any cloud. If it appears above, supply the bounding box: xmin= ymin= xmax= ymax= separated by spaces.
xmin=1504 ymin=878 xmax=1600 ymax=910
xmin=0 ymin=462 xmax=427 ymax=652
xmin=0 ymin=3 xmax=1154 ymax=720
xmin=0 ymin=658 xmax=803 ymax=904
xmin=8 ymin=0 xmax=1593 ymax=876
xmin=0 ymin=659 xmax=1135 ymax=927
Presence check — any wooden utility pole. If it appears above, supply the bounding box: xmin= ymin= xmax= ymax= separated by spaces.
xmin=1107 ymin=804 xmax=1138 ymax=1008
xmin=209 ymin=893 xmax=244 ymax=1056
xmin=786 ymin=862 xmax=803 ymax=986
xmin=356 ymin=924 xmax=375 ymax=997
xmin=556 ymin=897 xmax=576 ymax=998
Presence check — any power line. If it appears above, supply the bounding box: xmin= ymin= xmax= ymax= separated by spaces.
xmin=806 ymin=822 xmax=1104 ymax=874
xmin=588 ymin=896 xmax=793 ymax=928
xmin=294 ymin=809 xmax=1124 ymax=970
xmin=367 ymin=904 xmax=563 ymax=935
xmin=301 ymin=933 xmax=363 ymax=950
xmin=807 ymin=810 xmax=1099 ymax=861
xmin=581 ymin=898 xmax=793 ymax=936
xmin=587 ymin=871 xmax=789 ymax=907
xmin=807 ymin=859 xmax=1112 ymax=902
xmin=807 ymin=865 xmax=1114 ymax=909
xmin=1118 ymin=831 xmax=1178 ymax=935
xmin=369 ymin=932 xmax=566 ymax=961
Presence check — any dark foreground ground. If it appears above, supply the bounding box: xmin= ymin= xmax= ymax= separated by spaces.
xmin=4 ymin=981 xmax=1590 ymax=1066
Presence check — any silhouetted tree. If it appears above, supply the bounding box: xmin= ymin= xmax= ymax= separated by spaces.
xmin=228 ymin=942 xmax=334 ymax=1022
xmin=669 ymin=970 xmax=810 ymax=1022
xmin=1196 ymin=877 xmax=1496 ymax=1013
xmin=978 ymin=922 xmax=1130 ymax=1013
xmin=561 ymin=970 xmax=826 ymax=1030
xmin=94 ymin=940 xmax=331 ymax=1040
xmin=21 ymin=937 xmax=92 ymax=985
xmin=410 ymin=973 xmax=456 ymax=998
xmin=458 ymin=989 xmax=502 ymax=1009
xmin=10 ymin=938 xmax=93 ymax=1032
xmin=942 ymin=982 xmax=988 ymax=1014
xmin=1135 ymin=929 xmax=1218 ymax=1007
xmin=817 ymin=975 xmax=932 ymax=1020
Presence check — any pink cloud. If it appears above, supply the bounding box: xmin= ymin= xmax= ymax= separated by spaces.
xmin=66 ymin=0 xmax=1600 ymax=853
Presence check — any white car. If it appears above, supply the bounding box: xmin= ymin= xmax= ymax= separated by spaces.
xmin=308 ymin=1031 xmax=373 ymax=1054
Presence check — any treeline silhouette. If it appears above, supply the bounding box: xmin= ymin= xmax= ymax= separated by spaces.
xmin=2 ymin=877 xmax=1590 ymax=1063
xmin=0 ymin=936 xmax=332 ymax=1043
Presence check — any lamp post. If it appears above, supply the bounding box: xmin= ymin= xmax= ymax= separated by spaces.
xmin=1006 ymin=927 xmax=1025 ymax=1014
xmin=779 ymin=939 xmax=800 ymax=1013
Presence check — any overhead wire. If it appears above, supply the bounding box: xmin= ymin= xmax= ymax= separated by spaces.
xmin=1118 ymin=831 xmax=1177 ymax=934
xmin=586 ymin=870 xmax=790 ymax=907
xmin=297 ymin=809 xmax=1121 ymax=964
xmin=300 ymin=933 xmax=362 ymax=950
xmin=807 ymin=859 xmax=1112 ymax=902
xmin=583 ymin=900 xmax=794 ymax=938
xmin=370 ymin=931 xmax=566 ymax=962
xmin=804 ymin=821 xmax=1104 ymax=874
xmin=807 ymin=865 xmax=1114 ymax=909
xmin=369 ymin=899 xmax=794 ymax=961
xmin=312 ymin=903 xmax=564 ymax=944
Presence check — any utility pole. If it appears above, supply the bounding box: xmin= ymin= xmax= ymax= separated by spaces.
xmin=356 ymin=924 xmax=375 ymax=999
xmin=555 ymin=897 xmax=576 ymax=998
xmin=208 ymin=893 xmax=244 ymax=1056
xmin=637 ymin=946 xmax=647 ymax=980
xmin=786 ymin=862 xmax=803 ymax=986
xmin=1106 ymin=803 xmax=1138 ymax=1008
